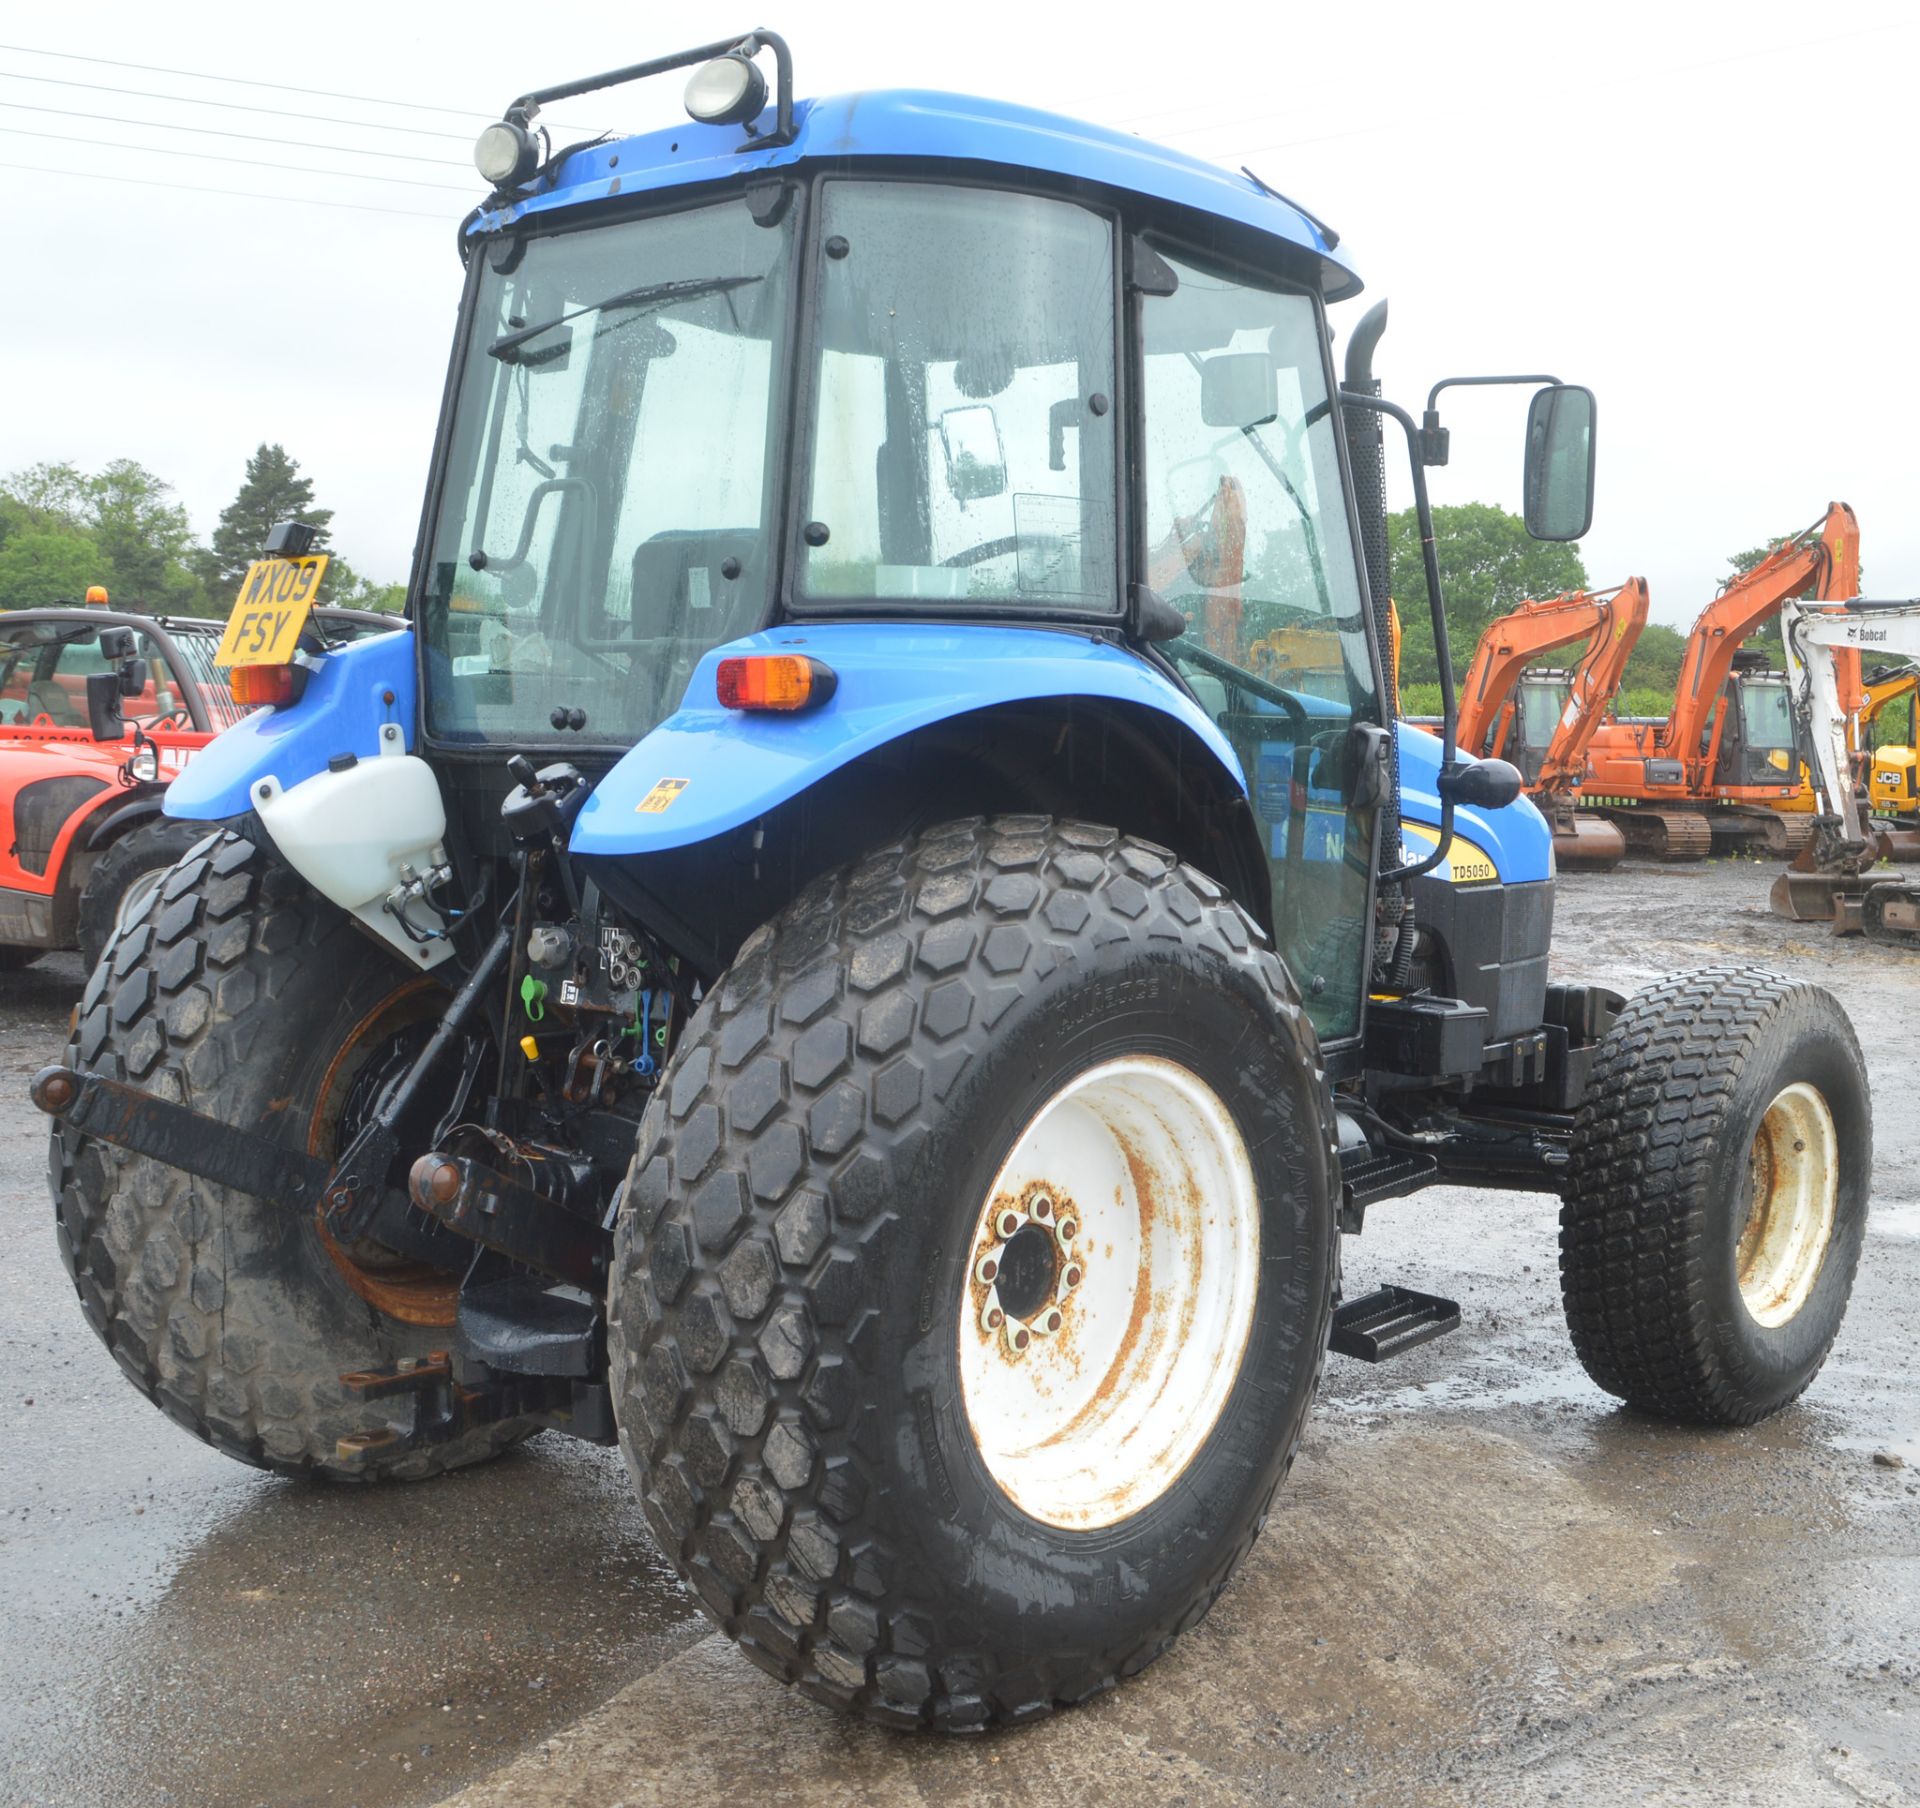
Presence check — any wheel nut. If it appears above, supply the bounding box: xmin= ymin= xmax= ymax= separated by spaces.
xmin=995 ymin=1208 xmax=1024 ymax=1239
xmin=1002 ymin=1316 xmax=1031 ymax=1354
xmin=975 ymin=1252 xmax=1000 ymax=1284
xmin=1031 ymin=1194 xmax=1053 ymax=1222
xmin=1057 ymin=1219 xmax=1077 ymax=1245
xmin=981 ymin=1292 xmax=1005 ymax=1333
xmin=1032 ymin=1307 xmax=1064 ymax=1336
xmin=1060 ymin=1263 xmax=1082 ymax=1294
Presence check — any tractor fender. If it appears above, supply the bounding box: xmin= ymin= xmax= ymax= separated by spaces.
xmin=163 ymin=630 xmax=416 ymax=821
xmin=568 ymin=623 xmax=1247 ymax=859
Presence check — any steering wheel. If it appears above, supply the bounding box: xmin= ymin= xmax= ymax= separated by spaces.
xmin=939 ymin=536 xmax=1022 ymax=569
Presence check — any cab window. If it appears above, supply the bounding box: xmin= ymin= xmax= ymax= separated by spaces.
xmin=799 ymin=181 xmax=1118 ymax=611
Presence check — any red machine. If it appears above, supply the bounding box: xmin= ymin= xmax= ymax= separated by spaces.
xmin=0 ymin=600 xmax=390 ymax=970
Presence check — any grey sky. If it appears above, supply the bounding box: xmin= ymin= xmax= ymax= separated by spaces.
xmin=8 ymin=0 xmax=1916 ymax=625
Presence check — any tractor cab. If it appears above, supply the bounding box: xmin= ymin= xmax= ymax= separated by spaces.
xmin=417 ymin=81 xmax=1391 ymax=1036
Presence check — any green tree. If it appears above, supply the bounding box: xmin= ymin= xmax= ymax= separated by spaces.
xmin=1387 ymin=501 xmax=1588 ymax=685
xmin=203 ymin=444 xmax=333 ymax=598
xmin=89 ymin=459 xmax=204 ymax=613
xmin=0 ymin=527 xmax=103 ymax=608
xmin=3 ymin=460 xmax=92 ymax=525
xmin=1620 ymin=620 xmax=1687 ymax=696
xmin=0 ymin=458 xmax=208 ymax=613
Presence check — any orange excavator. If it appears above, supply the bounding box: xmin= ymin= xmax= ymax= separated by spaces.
xmin=1576 ymin=502 xmax=1862 ymax=860
xmin=1454 ymin=579 xmax=1650 ymax=867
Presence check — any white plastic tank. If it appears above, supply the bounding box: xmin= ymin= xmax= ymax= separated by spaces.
xmin=253 ymin=737 xmax=446 ymax=913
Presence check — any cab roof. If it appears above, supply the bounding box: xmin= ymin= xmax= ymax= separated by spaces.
xmin=470 ymin=88 xmax=1362 ymax=301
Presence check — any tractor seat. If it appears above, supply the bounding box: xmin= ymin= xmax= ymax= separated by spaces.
xmin=629 ymin=530 xmax=761 ymax=640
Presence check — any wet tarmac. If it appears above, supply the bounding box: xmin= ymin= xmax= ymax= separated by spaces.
xmin=2 ymin=859 xmax=1916 ymax=1807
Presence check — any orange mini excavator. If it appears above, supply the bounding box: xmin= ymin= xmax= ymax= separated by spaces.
xmin=1576 ymin=502 xmax=1862 ymax=860
xmin=1453 ymin=578 xmax=1650 ymax=868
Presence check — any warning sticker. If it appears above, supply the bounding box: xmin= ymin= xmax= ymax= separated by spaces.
xmin=636 ymin=777 xmax=689 ymax=814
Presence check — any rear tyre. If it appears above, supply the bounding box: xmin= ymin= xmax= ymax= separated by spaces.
xmin=77 ymin=816 xmax=213 ymax=973
xmin=53 ymin=830 xmax=537 ymax=1480
xmin=1559 ymin=966 xmax=1870 ymax=1425
xmin=609 ymin=817 xmax=1338 ymax=1729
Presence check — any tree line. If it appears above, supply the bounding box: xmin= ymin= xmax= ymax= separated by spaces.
xmin=0 ymin=445 xmax=404 ymax=618
xmin=1386 ymin=502 xmax=1833 ymax=698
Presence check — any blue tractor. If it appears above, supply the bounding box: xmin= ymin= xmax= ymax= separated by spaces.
xmin=41 ymin=31 xmax=1872 ymax=1730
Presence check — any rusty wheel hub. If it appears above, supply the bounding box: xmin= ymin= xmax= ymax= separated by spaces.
xmin=974 ymin=1191 xmax=1081 ymax=1351
xmin=957 ymin=1055 xmax=1260 ymax=1531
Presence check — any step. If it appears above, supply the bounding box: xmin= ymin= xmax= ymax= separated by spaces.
xmin=1329 ymin=1284 xmax=1461 ymax=1362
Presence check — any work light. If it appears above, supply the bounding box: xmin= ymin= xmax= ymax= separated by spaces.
xmin=474 ymin=119 xmax=538 ymax=189
xmin=684 ymin=51 xmax=767 ymax=126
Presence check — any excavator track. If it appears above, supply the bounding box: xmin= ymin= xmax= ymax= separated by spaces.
xmin=1593 ymin=807 xmax=1713 ymax=863
xmin=1862 ymin=880 xmax=1920 ymax=949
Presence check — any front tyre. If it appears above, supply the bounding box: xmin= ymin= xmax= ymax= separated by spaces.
xmin=609 ymin=817 xmax=1338 ymax=1729
xmin=1559 ymin=966 xmax=1871 ymax=1425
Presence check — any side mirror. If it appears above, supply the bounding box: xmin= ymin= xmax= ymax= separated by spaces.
xmin=1200 ymin=352 xmax=1279 ymax=429
xmin=939 ymin=404 xmax=1007 ymax=503
xmin=85 ymin=671 xmax=124 ymax=742
xmin=1522 ymin=384 xmax=1596 ymax=541
xmin=98 ymin=626 xmax=134 ymax=661
xmin=118 ymin=656 xmax=150 ymax=698
xmin=1438 ymin=757 xmax=1524 ymax=810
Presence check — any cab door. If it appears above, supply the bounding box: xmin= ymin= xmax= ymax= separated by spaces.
xmin=1137 ymin=248 xmax=1382 ymax=1041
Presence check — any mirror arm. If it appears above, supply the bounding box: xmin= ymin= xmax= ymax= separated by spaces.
xmin=1418 ymin=372 xmax=1563 ymax=468
xmin=1340 ymin=390 xmax=1459 ymax=885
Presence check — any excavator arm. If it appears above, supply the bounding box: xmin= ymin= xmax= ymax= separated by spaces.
xmin=1535 ymin=577 xmax=1649 ymax=793
xmin=1455 ymin=587 xmax=1610 ymax=758
xmin=1663 ymin=501 xmax=1860 ymax=783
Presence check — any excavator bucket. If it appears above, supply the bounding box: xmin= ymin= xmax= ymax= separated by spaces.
xmin=1876 ymin=822 xmax=1920 ymax=862
xmin=1768 ymin=867 xmax=1866 ymax=930
xmin=1551 ymin=813 xmax=1626 ymax=869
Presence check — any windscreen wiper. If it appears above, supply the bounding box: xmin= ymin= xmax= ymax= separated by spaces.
xmin=489 ymin=274 xmax=761 ymax=363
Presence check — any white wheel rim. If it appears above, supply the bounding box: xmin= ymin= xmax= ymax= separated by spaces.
xmin=115 ymin=869 xmax=167 ymax=938
xmin=1737 ymin=1080 xmax=1839 ymax=1328
xmin=957 ymin=1055 xmax=1260 ymax=1531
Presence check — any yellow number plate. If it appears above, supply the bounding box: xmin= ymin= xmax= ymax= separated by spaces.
xmin=215 ymin=555 xmax=330 ymax=668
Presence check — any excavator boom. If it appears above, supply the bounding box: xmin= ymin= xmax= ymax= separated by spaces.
xmin=1456 ymin=588 xmax=1610 ymax=759
xmin=1660 ymin=502 xmax=1860 ymax=772
xmin=1537 ymin=577 xmax=1650 ymax=791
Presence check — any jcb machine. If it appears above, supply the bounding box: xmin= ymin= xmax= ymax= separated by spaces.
xmin=1776 ymin=597 xmax=1920 ymax=942
xmin=38 ymin=35 xmax=1873 ymax=1730
xmin=1453 ymin=578 xmax=1649 ymax=867
xmin=1861 ymin=664 xmax=1919 ymax=828
xmin=1578 ymin=504 xmax=1860 ymax=859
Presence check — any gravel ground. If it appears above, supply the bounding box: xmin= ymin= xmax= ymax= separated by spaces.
xmin=2 ymin=856 xmax=1915 ymax=1807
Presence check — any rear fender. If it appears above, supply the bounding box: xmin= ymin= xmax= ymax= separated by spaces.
xmin=163 ymin=630 xmax=416 ymax=821
xmin=569 ymin=623 xmax=1247 ymax=858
